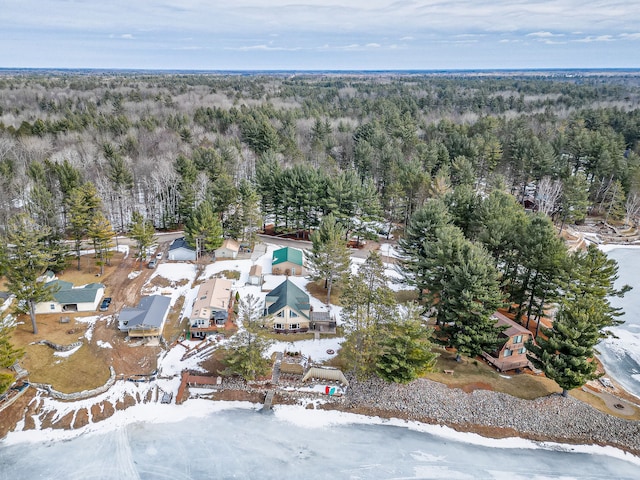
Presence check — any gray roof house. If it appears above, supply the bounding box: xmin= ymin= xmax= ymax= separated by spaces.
xmin=168 ymin=237 xmax=197 ymax=261
xmin=35 ymin=280 xmax=105 ymax=313
xmin=118 ymin=295 xmax=172 ymax=339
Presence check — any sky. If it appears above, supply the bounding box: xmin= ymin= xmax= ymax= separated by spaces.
xmin=1 ymin=1 xmax=640 ymax=70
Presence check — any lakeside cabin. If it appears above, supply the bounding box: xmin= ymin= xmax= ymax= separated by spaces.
xmin=189 ymin=278 xmax=233 ymax=338
xmin=118 ymin=295 xmax=171 ymax=339
xmin=482 ymin=312 xmax=533 ymax=372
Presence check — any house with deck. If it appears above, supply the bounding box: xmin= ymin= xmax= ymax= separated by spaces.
xmin=118 ymin=295 xmax=171 ymax=339
xmin=214 ymin=239 xmax=240 ymax=259
xmin=189 ymin=278 xmax=233 ymax=338
xmin=168 ymin=237 xmax=197 ymax=261
xmin=34 ymin=280 xmax=105 ymax=313
xmin=482 ymin=311 xmax=533 ymax=372
xmin=263 ymin=279 xmax=310 ymax=333
xmin=271 ymin=247 xmax=307 ymax=276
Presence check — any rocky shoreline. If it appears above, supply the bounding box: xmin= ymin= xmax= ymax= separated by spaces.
xmin=2 ymin=374 xmax=640 ymax=458
xmin=323 ymin=376 xmax=640 ymax=456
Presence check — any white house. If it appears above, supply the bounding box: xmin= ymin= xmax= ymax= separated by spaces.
xmin=35 ymin=280 xmax=105 ymax=313
xmin=168 ymin=237 xmax=197 ymax=261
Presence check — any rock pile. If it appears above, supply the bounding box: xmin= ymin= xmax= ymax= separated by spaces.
xmin=343 ymin=377 xmax=640 ymax=454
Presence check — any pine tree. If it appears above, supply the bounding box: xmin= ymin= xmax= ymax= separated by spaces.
xmin=88 ymin=211 xmax=115 ymax=275
xmin=184 ymin=201 xmax=223 ymax=254
xmin=376 ymin=304 xmax=438 ymax=384
xmin=223 ymin=294 xmax=272 ymax=380
xmin=66 ymin=187 xmax=91 ymax=271
xmin=527 ymin=298 xmax=603 ymax=396
xmin=129 ymin=211 xmax=155 ymax=265
xmin=3 ymin=214 xmax=57 ymax=334
xmin=0 ymin=312 xmax=25 ymax=394
xmin=308 ymin=214 xmax=351 ymax=305
xmin=340 ymin=252 xmax=396 ymax=378
xmin=398 ymin=199 xmax=452 ymax=301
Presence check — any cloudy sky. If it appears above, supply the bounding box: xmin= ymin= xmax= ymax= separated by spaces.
xmin=1 ymin=1 xmax=640 ymax=70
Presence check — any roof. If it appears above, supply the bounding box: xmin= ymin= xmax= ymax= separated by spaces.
xmin=249 ymin=265 xmax=262 ymax=277
xmin=217 ymin=238 xmax=240 ymax=252
xmin=272 ymin=247 xmax=303 ymax=266
xmin=302 ymin=366 xmax=349 ymax=386
xmin=265 ymin=279 xmax=310 ymax=318
xmin=47 ymin=280 xmax=104 ymax=304
xmin=119 ymin=295 xmax=171 ymax=330
xmin=492 ymin=312 xmax=532 ymax=338
xmin=191 ymin=278 xmax=233 ymax=320
xmin=169 ymin=237 xmax=196 ymax=252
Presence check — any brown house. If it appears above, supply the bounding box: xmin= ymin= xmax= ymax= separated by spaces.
xmin=189 ymin=278 xmax=233 ymax=338
xmin=482 ymin=312 xmax=533 ymax=372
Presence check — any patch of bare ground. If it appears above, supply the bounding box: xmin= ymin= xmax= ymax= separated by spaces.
xmin=0 ymin=389 xmax=36 ymax=438
xmin=211 ymin=390 xmax=265 ymax=403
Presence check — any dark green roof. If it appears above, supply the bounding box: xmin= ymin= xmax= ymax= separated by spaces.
xmin=265 ymin=280 xmax=310 ymax=319
xmin=47 ymin=280 xmax=104 ymax=304
xmin=272 ymin=247 xmax=303 ymax=266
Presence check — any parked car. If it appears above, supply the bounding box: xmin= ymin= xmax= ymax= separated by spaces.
xmin=99 ymin=297 xmax=112 ymax=311
xmin=148 ymin=259 xmax=157 ymax=269
xmin=156 ymin=251 xmax=163 ymax=260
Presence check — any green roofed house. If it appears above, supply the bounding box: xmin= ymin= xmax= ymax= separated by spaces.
xmin=35 ymin=280 xmax=105 ymax=313
xmin=271 ymin=246 xmax=307 ymax=276
xmin=263 ymin=279 xmax=311 ymax=333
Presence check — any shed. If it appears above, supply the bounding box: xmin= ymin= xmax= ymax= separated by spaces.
xmin=168 ymin=237 xmax=197 ymax=261
xmin=248 ymin=264 xmax=263 ymax=286
xmin=302 ymin=366 xmax=349 ymax=386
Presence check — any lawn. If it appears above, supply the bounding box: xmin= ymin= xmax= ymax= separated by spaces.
xmin=425 ymin=347 xmax=560 ymax=400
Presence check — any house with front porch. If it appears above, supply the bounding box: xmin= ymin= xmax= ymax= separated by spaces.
xmin=482 ymin=311 xmax=533 ymax=372
xmin=263 ymin=279 xmax=310 ymax=333
xmin=189 ymin=278 xmax=233 ymax=338
xmin=118 ymin=295 xmax=171 ymax=339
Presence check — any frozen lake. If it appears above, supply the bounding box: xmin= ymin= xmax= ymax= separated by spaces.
xmin=599 ymin=247 xmax=640 ymax=400
xmin=1 ymin=405 xmax=639 ymax=479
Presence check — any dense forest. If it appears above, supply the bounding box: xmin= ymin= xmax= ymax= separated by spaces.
xmin=1 ymin=72 xmax=640 ymax=240
xmin=1 ymin=71 xmax=639 ymax=392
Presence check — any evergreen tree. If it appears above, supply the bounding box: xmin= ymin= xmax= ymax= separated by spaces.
xmin=66 ymin=187 xmax=91 ymax=270
xmin=565 ymin=244 xmax=630 ymax=332
xmin=527 ymin=298 xmax=603 ymax=396
xmin=376 ymin=304 xmax=438 ymax=384
xmin=0 ymin=312 xmax=25 ymax=394
xmin=184 ymin=200 xmax=223 ymax=254
xmin=88 ymin=211 xmax=115 ymax=275
xmin=223 ymin=294 xmax=272 ymax=380
xmin=308 ymin=214 xmax=351 ymax=304
xmin=340 ymin=252 xmax=396 ymax=378
xmin=3 ymin=214 xmax=57 ymax=334
xmin=129 ymin=211 xmax=155 ymax=264
xmin=398 ymin=199 xmax=452 ymax=301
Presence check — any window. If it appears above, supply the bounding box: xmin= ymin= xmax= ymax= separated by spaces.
xmin=519 ymin=347 xmax=526 ymax=354
xmin=503 ymin=349 xmax=512 ymax=357
xmin=290 ymin=323 xmax=300 ymax=330
xmin=291 ymin=267 xmax=296 ymax=275
xmin=50 ymin=304 xmax=55 ymax=310
xmin=277 ymin=311 xmax=284 ymax=317
xmin=274 ymin=323 xmax=283 ymax=330
xmin=289 ymin=310 xmax=298 ymax=318
xmin=514 ymin=335 xmax=523 ymax=344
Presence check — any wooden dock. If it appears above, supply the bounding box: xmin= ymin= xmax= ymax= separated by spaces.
xmin=262 ymin=390 xmax=275 ymax=412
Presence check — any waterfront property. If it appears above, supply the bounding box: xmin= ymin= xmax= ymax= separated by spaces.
xmin=118 ymin=295 xmax=171 ymax=339
xmin=482 ymin=311 xmax=533 ymax=372
xmin=271 ymin=247 xmax=307 ymax=276
xmin=34 ymin=280 xmax=105 ymax=313
xmin=263 ymin=279 xmax=310 ymax=333
xmin=189 ymin=278 xmax=233 ymax=338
